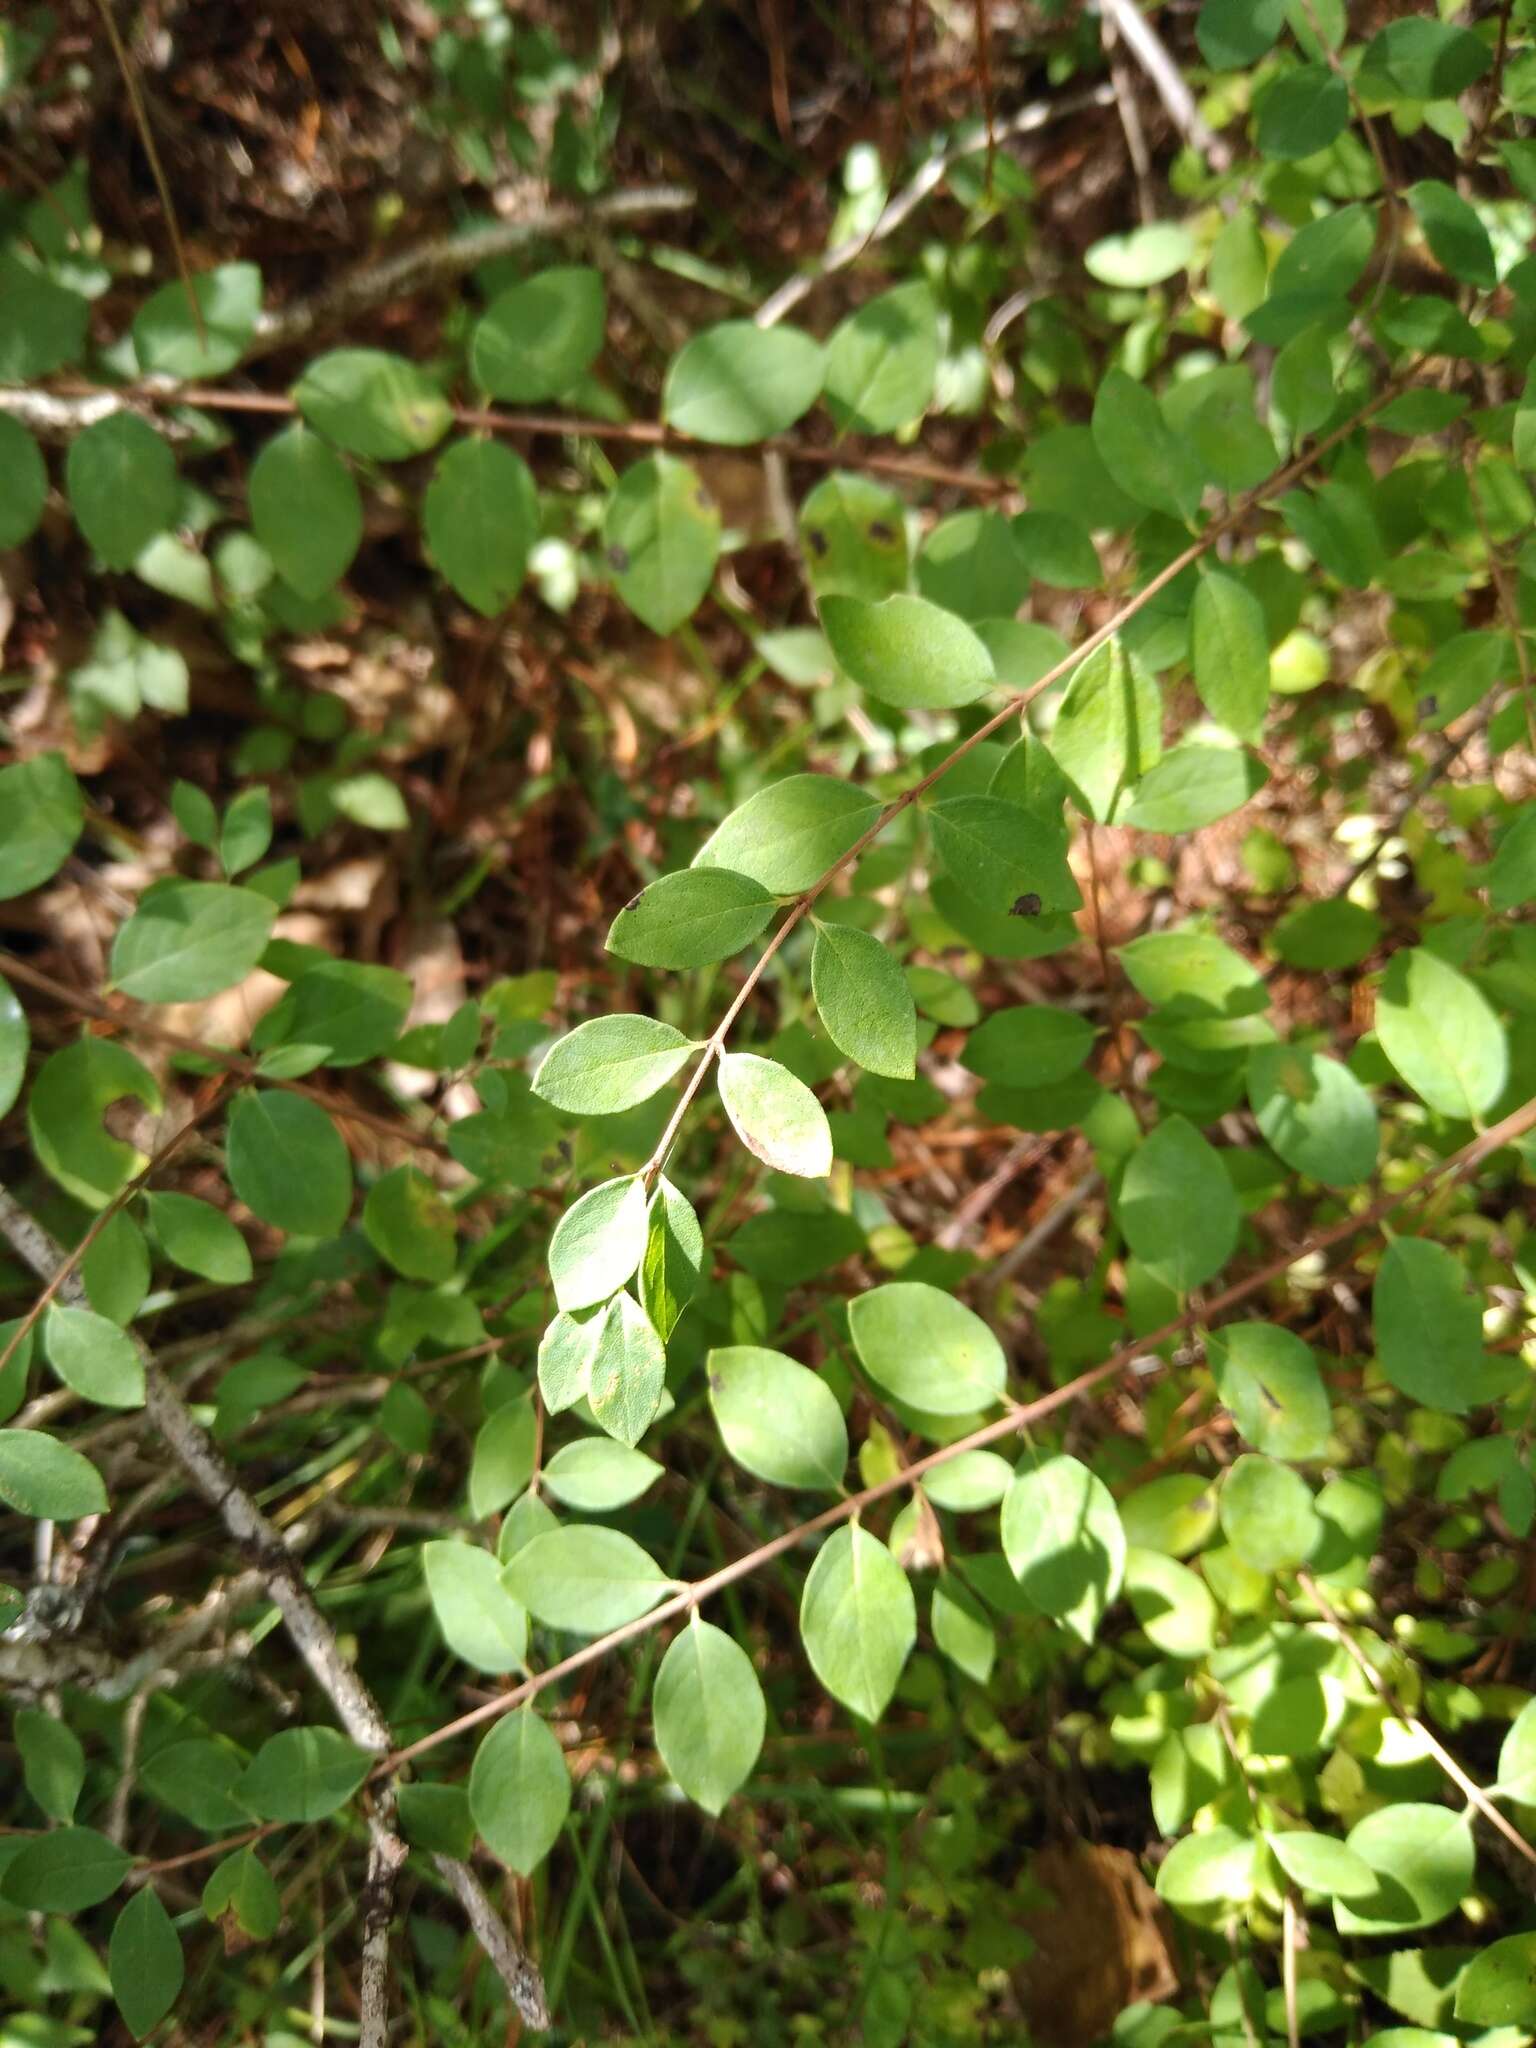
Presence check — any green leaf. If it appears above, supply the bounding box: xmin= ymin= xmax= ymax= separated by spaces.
xmin=254 ymin=959 xmax=413 ymax=1068
xmin=1155 ymin=1826 xmax=1256 ymax=1923
xmin=1009 ymin=509 xmax=1100 ymax=590
xmin=1455 ymin=1934 xmax=1536 ymax=2026
xmin=961 ymin=1004 xmax=1093 ymax=1087
xmin=586 ymin=1291 xmax=666 ymax=1446
xmin=2 ymin=1826 xmax=131 ymax=1911
xmin=141 ymin=1739 xmax=248 ymax=1831
xmin=823 ymin=282 xmax=938 ymax=434
xmin=42 ymin=1304 xmax=144 ymax=1409
xmin=331 ymin=772 xmax=407 ymax=829
xmin=608 ymin=867 xmax=775 ymax=970
xmin=1375 ymin=1236 xmax=1500 ymax=1416
xmin=1197 ymin=0 xmax=1284 ymax=69
xmin=1191 ymin=571 xmax=1270 ymax=740
xmin=1497 ymin=1695 xmax=1536 ymax=1802
xmin=111 ymin=879 xmax=276 ymax=1003
xmin=225 ymin=1090 xmax=353 ymax=1238
xmin=423 ymin=1540 xmax=528 ymax=1673
xmin=471 ymin=266 xmax=606 ymax=402
xmin=0 ymin=252 xmax=89 ymax=379
xmin=1209 ymin=1322 xmax=1331 ymax=1461
xmin=663 ymin=320 xmax=824 ymax=443
xmin=1123 ymin=744 xmax=1266 ymax=833
xmin=294 ymin=347 xmax=451 ymax=459
xmin=1270 ymin=204 xmax=1376 ymax=302
xmin=238 ymin=1726 xmax=370 ymax=1822
xmin=145 ymin=1191 xmax=252 ymax=1285
xmin=1408 ymin=181 xmax=1496 ymax=291
xmin=921 ymin=1450 xmax=1013 ymax=1513
xmin=1208 ymin=207 xmax=1269 ymax=321
xmin=810 ymin=922 xmax=916 ymax=1080
xmin=1049 ymin=638 xmax=1163 ymax=823
xmin=248 ymin=425 xmax=362 ymax=597
xmin=718 ymin=1051 xmax=832 ymax=1178
xmin=1248 ymin=1043 xmax=1379 ymax=1188
xmin=468 ymin=1398 xmax=537 ymax=1518
xmin=1376 ymin=948 xmax=1506 ymax=1120
xmin=469 ymin=1708 xmax=571 ymax=1875
xmin=133 ymin=263 xmax=261 ymax=377
xmin=1255 ymin=64 xmax=1349 ymax=160
xmin=918 ymin=508 xmax=1031 ymax=616
xmin=1265 ymin=1830 xmax=1378 ymax=1901
xmin=604 ymin=453 xmax=720 ymax=634
xmin=1219 ymin=1454 xmax=1321 ymax=1572
xmin=0 ymin=975 xmax=27 ymax=1126
xmin=220 ymin=787 xmax=273 ymax=876
xmin=654 ymin=1616 xmax=766 ymax=1813
xmin=0 ymin=414 xmax=48 ymax=548
xmin=931 ymin=1575 xmax=996 ymax=1683
xmin=502 ymin=1524 xmax=671 ymax=1634
xmin=0 ymin=1428 xmax=109 ymax=1518
xmin=533 ymin=1014 xmax=698 ymax=1116
xmin=821 ymin=592 xmax=994 ymax=711
xmin=1274 ymin=330 xmax=1339 ymax=449
xmin=1091 ymin=369 xmax=1203 ymax=522
xmin=1123 ymin=1548 xmax=1217 ymax=1660
xmin=1488 ymin=810 xmax=1536 ymax=912
xmin=1119 ymin=1117 xmax=1239 ymax=1293
xmin=1334 ymin=1805 xmax=1475 ymax=1936
xmin=1151 ymin=1725 xmax=1231 ymax=1835
xmin=1085 ymin=221 xmax=1193 ymax=287
xmin=397 ymin=1784 xmax=474 ymax=1860
xmin=1271 ymin=899 xmax=1381 ymax=970
xmin=848 ymin=1281 xmax=1006 ymax=1416
xmin=0 ymin=753 xmax=84 ymax=900
xmin=548 ymin=1175 xmax=649 ymax=1313
xmin=708 ymin=1344 xmax=849 ymax=1492
xmin=423 ymin=438 xmax=538 ymax=616
xmin=694 ymin=774 xmax=882 ymax=894
xmin=799 ymin=1523 xmax=916 ymax=1722
xmin=639 ymin=1178 xmax=704 ymax=1345
xmin=1001 ymin=1452 xmax=1125 ymax=1644
xmin=929 ymin=795 xmax=1080 ymax=916
xmin=1279 ymin=480 xmax=1385 ymax=588
xmin=109 ymin=1885 xmax=184 ymax=2040
xmin=65 ymin=414 xmax=178 ymax=569
xmin=15 ymin=1708 xmax=85 ymax=1822
xmin=798 ymin=471 xmax=909 ymax=600
xmin=542 ymin=1438 xmax=662 ymax=1512
xmin=1360 ymin=19 xmax=1491 ymax=101
xmin=363 ymin=1166 xmax=456 ymax=1284
xmin=69 ymin=610 xmax=188 ymax=726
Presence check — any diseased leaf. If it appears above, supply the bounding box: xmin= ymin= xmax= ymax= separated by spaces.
xmin=718 ymin=1052 xmax=832 ymax=1178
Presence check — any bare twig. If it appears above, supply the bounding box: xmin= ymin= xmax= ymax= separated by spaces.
xmin=433 ymin=1855 xmax=552 ymax=2029
xmin=1298 ymin=1570 xmax=1536 ymax=1875
xmin=246 ymin=185 xmax=693 ymax=360
xmin=755 ymin=84 xmax=1115 ymax=328
xmin=1097 ymin=0 xmax=1233 ymax=172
